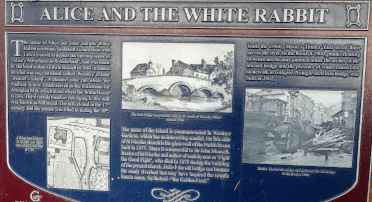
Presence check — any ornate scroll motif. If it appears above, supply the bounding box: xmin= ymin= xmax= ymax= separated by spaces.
xmin=11 ymin=2 xmax=24 ymax=23
xmin=346 ymin=4 xmax=361 ymax=27
xmin=151 ymin=188 xmax=200 ymax=202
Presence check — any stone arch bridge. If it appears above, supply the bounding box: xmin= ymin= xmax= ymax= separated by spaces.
xmin=123 ymin=75 xmax=228 ymax=100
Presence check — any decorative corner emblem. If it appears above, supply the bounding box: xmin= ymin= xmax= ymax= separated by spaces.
xmin=11 ymin=2 xmax=24 ymax=23
xmin=30 ymin=190 xmax=43 ymax=202
xmin=151 ymin=188 xmax=200 ymax=202
xmin=346 ymin=4 xmax=361 ymax=27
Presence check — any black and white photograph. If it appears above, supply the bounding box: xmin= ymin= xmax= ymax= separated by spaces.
xmin=242 ymin=89 xmax=357 ymax=168
xmin=47 ymin=117 xmax=110 ymax=191
xmin=122 ymin=42 xmax=234 ymax=112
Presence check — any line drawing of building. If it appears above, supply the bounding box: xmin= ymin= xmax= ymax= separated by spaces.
xmin=166 ymin=59 xmax=218 ymax=80
xmin=130 ymin=58 xmax=219 ymax=81
xmin=130 ymin=60 xmax=157 ymax=78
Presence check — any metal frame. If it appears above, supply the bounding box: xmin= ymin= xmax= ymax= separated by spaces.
xmin=4 ymin=1 xmax=371 ymax=30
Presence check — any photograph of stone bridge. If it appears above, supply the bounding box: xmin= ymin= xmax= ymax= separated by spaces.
xmin=122 ymin=42 xmax=234 ymax=112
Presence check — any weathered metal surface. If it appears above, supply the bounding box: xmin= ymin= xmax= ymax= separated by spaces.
xmin=5 ymin=1 xmax=370 ymax=30
xmin=5 ymin=32 xmax=367 ymax=202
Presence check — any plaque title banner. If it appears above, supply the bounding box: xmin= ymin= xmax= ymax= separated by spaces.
xmin=5 ymin=1 xmax=370 ymax=30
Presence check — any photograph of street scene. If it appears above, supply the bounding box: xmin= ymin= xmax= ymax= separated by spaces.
xmin=242 ymin=89 xmax=358 ymax=168
xmin=122 ymin=42 xmax=234 ymax=112
xmin=47 ymin=117 xmax=110 ymax=191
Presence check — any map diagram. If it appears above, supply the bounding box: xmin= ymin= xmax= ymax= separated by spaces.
xmin=47 ymin=117 xmax=110 ymax=191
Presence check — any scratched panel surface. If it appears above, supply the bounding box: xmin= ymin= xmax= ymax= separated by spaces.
xmin=5 ymin=1 xmax=370 ymax=30
xmin=6 ymin=33 xmax=366 ymax=202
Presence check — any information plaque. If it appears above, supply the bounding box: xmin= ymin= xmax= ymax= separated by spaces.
xmin=4 ymin=32 xmax=367 ymax=202
xmin=2 ymin=1 xmax=372 ymax=202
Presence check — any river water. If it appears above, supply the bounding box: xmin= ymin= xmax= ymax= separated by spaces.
xmin=243 ymin=148 xmax=353 ymax=168
xmin=123 ymin=96 xmax=231 ymax=112
xmin=149 ymin=96 xmax=229 ymax=112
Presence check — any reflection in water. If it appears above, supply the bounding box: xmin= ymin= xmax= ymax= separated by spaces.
xmin=148 ymin=96 xmax=225 ymax=111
